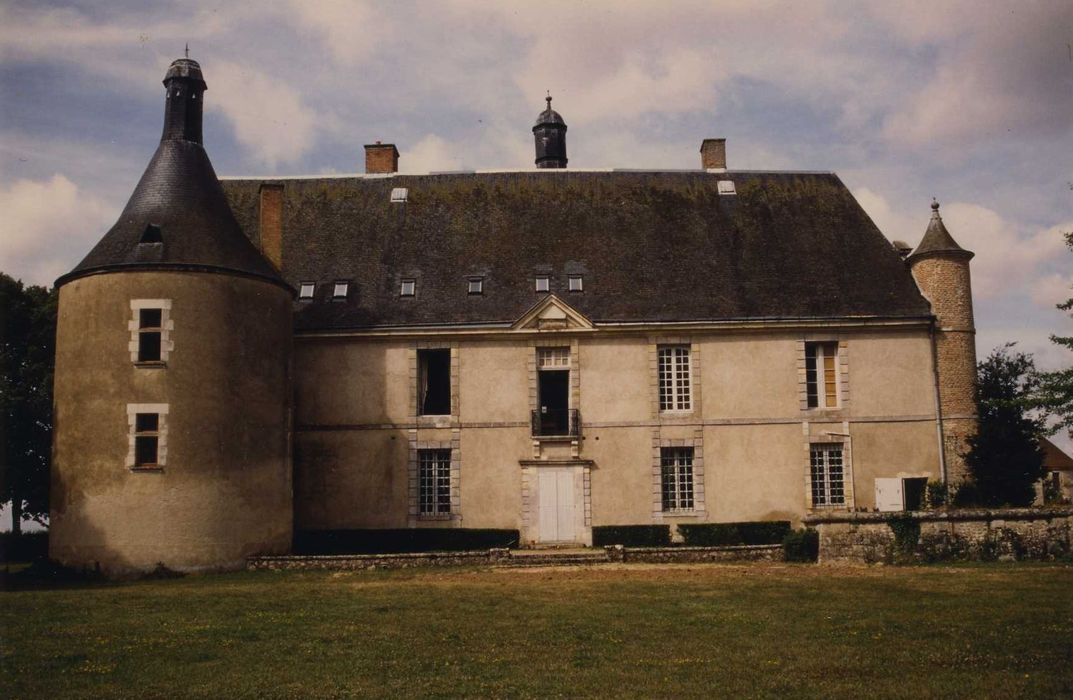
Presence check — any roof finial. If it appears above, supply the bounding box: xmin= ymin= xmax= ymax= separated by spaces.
xmin=931 ymin=197 xmax=941 ymax=216
xmin=546 ymin=90 xmax=552 ymax=109
xmin=185 ymin=43 xmax=189 ymax=59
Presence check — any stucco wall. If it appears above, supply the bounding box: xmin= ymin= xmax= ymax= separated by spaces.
xmin=50 ymin=272 xmax=293 ymax=573
xmin=291 ymin=325 xmax=943 ymax=535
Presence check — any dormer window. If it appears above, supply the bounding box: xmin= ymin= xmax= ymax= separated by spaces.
xmin=298 ymin=282 xmax=315 ymax=300
xmin=568 ymin=275 xmax=583 ymax=292
xmin=535 ymin=276 xmax=550 ymax=292
xmin=400 ymin=279 xmax=416 ymax=296
xmin=140 ymin=223 xmax=163 ymax=244
xmin=468 ymin=278 xmax=484 ymax=295
xmin=332 ymin=281 xmax=349 ymax=300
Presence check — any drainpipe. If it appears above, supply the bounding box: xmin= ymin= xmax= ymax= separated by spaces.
xmin=928 ymin=319 xmax=948 ymax=484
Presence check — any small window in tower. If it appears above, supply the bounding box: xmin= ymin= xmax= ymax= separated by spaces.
xmin=332 ymin=281 xmax=349 ymax=300
xmin=140 ymin=223 xmax=163 ymax=244
xmin=134 ymin=413 xmax=160 ymax=467
xmin=568 ymin=275 xmax=583 ymax=292
xmin=535 ymin=276 xmax=550 ymax=292
xmin=298 ymin=282 xmax=315 ymax=300
xmin=138 ymin=308 xmax=163 ymax=363
xmin=468 ymin=278 xmax=483 ymax=295
xmin=127 ymin=403 xmax=168 ymax=470
xmin=401 ymin=279 xmax=416 ymax=297
xmin=130 ymin=300 xmax=171 ymax=365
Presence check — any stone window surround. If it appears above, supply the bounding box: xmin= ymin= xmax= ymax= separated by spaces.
xmin=128 ymin=299 xmax=173 ymax=365
xmin=408 ymin=438 xmax=461 ymax=524
xmin=527 ymin=339 xmax=582 ymax=458
xmin=803 ymin=421 xmax=856 ymax=511
xmin=797 ymin=337 xmax=849 ymax=413
xmin=651 ymin=428 xmax=706 ymax=521
xmin=409 ymin=342 xmax=460 ymax=428
xmin=126 ymin=403 xmax=169 ymax=470
xmin=649 ymin=336 xmax=701 ymax=420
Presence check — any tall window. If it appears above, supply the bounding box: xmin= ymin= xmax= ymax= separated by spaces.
xmin=418 ymin=349 xmax=451 ymax=415
xmin=805 ymin=342 xmax=839 ymax=408
xmin=660 ymin=447 xmax=695 ymax=512
xmin=658 ymin=345 xmax=692 ymax=411
xmin=134 ymin=413 xmax=160 ymax=467
xmin=418 ymin=449 xmax=452 ymax=517
xmin=810 ymin=444 xmax=845 ymax=506
xmin=137 ymin=309 xmax=163 ymax=362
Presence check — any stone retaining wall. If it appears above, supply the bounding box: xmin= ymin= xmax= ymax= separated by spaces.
xmin=804 ymin=507 xmax=1073 ymax=564
xmin=248 ymin=543 xmax=783 ymax=571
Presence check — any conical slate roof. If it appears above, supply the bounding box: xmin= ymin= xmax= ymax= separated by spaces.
xmin=57 ymin=59 xmax=287 ymax=290
xmin=534 ymin=95 xmax=566 ymax=128
xmin=908 ymin=199 xmax=973 ymax=261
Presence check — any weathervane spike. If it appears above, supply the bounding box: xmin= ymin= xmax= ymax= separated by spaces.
xmin=185 ymin=43 xmax=189 ymax=59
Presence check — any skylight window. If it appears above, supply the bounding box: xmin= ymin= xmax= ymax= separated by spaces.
xmin=298 ymin=282 xmax=315 ymax=300
xmin=390 ymin=187 xmax=408 ymax=203
xmin=535 ymin=276 xmax=550 ymax=292
xmin=717 ymin=180 xmax=737 ymax=195
xmin=568 ymin=275 xmax=583 ymax=292
xmin=468 ymin=278 xmax=484 ymax=295
xmin=332 ymin=281 xmax=349 ymax=299
xmin=400 ymin=279 xmax=416 ymax=296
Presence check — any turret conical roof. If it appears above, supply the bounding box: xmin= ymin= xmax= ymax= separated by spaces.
xmin=57 ymin=58 xmax=288 ymax=290
xmin=908 ymin=199 xmax=973 ymax=262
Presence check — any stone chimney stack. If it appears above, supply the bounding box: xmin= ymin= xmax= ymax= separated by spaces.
xmin=365 ymin=142 xmax=399 ymax=174
xmin=700 ymin=139 xmax=726 ymax=170
xmin=908 ymin=199 xmax=977 ymax=484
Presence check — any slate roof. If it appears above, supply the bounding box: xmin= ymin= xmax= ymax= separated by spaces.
xmin=220 ymin=170 xmax=932 ymax=331
xmin=909 ymin=200 xmax=973 ymax=261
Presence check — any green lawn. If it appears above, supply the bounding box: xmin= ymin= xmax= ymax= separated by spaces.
xmin=2 ymin=563 xmax=1072 ymax=698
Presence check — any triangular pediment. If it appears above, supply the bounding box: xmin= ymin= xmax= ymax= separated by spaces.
xmin=512 ymin=294 xmax=594 ymax=331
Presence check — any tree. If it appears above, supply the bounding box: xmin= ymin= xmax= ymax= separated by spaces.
xmin=0 ymin=273 xmax=57 ymax=534
xmin=962 ymin=345 xmax=1046 ymax=507
xmin=1036 ymin=231 xmax=1073 ymax=440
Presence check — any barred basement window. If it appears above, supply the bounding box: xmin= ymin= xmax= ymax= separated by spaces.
xmin=805 ymin=342 xmax=839 ymax=408
xmin=657 ymin=345 xmax=692 ymax=411
xmin=810 ymin=444 xmax=845 ymax=506
xmin=418 ymin=448 xmax=452 ymax=517
xmin=660 ymin=447 xmax=695 ymax=512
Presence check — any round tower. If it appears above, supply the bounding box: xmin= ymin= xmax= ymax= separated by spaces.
xmin=908 ymin=200 xmax=977 ymax=484
xmin=50 ymin=56 xmax=294 ymax=574
xmin=533 ymin=94 xmax=567 ymax=168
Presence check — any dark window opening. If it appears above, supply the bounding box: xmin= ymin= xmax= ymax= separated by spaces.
xmin=134 ymin=412 xmax=160 ymax=467
xmin=140 ymin=224 xmax=163 ymax=244
xmin=903 ymin=477 xmax=928 ymax=511
xmin=137 ymin=308 xmax=163 ymax=362
xmin=538 ymin=369 xmax=570 ymax=435
xmin=418 ymin=349 xmax=451 ymax=416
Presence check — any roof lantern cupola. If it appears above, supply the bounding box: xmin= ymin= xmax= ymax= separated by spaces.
xmin=908 ymin=199 xmax=974 ymax=261
xmin=161 ymin=49 xmax=208 ymax=144
xmin=533 ymin=92 xmax=568 ymax=169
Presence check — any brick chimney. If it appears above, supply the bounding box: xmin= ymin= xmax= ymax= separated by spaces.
xmin=364 ymin=142 xmax=399 ymax=174
xmin=700 ymin=138 xmax=726 ymax=170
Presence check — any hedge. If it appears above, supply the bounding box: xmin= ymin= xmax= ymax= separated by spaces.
xmin=677 ymin=521 xmax=792 ymax=547
xmin=591 ymin=525 xmax=671 ymax=547
xmin=782 ymin=528 xmax=819 ymax=562
xmin=294 ymin=529 xmax=520 ymax=555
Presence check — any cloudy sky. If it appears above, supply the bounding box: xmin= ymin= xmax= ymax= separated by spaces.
xmin=1 ymin=0 xmax=1071 ymax=373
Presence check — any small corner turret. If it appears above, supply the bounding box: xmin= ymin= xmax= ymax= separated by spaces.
xmin=908 ymin=199 xmax=978 ymax=484
xmin=533 ymin=93 xmax=567 ymax=169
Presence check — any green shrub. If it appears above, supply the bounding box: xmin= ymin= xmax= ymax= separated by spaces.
xmin=782 ymin=529 xmax=819 ymax=562
xmin=294 ymin=529 xmax=520 ymax=554
xmin=678 ymin=521 xmax=791 ymax=547
xmin=592 ymin=525 xmax=670 ymax=547
xmin=925 ymin=480 xmax=948 ymax=508
xmin=887 ymin=514 xmax=921 ymax=557
xmin=951 ymin=481 xmax=981 ymax=507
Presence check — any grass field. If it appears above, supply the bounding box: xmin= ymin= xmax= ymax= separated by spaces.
xmin=2 ymin=562 xmax=1072 ymax=698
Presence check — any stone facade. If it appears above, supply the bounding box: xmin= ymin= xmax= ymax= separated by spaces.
xmin=806 ymin=508 xmax=1073 ymax=564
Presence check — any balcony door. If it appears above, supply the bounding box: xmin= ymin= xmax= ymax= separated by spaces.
xmin=538 ymin=369 xmax=569 ymax=435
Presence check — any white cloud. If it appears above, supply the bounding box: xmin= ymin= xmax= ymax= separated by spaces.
xmin=0 ymin=175 xmax=114 ymax=286
xmin=286 ymin=0 xmax=383 ymax=66
xmin=1032 ymin=273 xmax=1072 ymax=310
xmin=400 ymin=134 xmax=463 ymax=173
xmin=209 ymin=61 xmax=318 ymax=167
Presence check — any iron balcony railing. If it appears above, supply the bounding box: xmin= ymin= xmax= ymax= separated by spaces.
xmin=531 ymin=408 xmax=580 ymax=438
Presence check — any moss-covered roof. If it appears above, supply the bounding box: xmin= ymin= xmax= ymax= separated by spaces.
xmin=221 ymin=171 xmax=931 ymax=330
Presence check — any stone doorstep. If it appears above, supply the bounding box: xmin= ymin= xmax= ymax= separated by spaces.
xmin=247 ymin=544 xmax=783 ymax=571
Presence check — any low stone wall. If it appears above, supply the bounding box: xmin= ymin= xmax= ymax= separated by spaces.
xmin=248 ymin=549 xmax=509 ymax=571
xmin=249 ymin=543 xmax=784 ymax=571
xmin=610 ymin=544 xmax=782 ymax=564
xmin=804 ymin=507 xmax=1073 ymax=564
